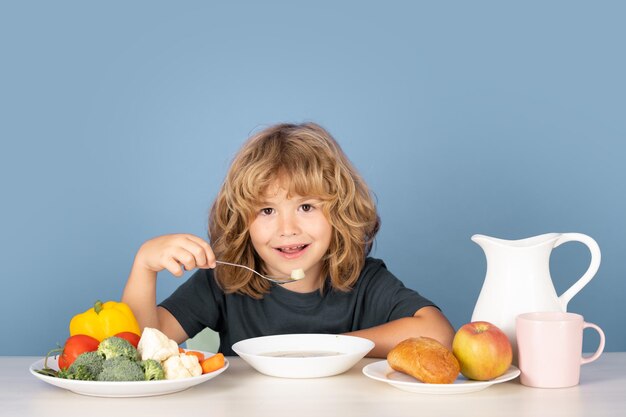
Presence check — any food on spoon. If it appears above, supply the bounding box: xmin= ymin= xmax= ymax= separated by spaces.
xmin=290 ymin=268 xmax=305 ymax=280
xmin=387 ymin=337 xmax=460 ymax=384
xmin=452 ymin=321 xmax=512 ymax=381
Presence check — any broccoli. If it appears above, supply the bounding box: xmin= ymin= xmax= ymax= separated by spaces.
xmin=59 ymin=351 xmax=105 ymax=381
xmin=97 ymin=336 xmax=139 ymax=361
xmin=96 ymin=356 xmax=145 ymax=381
xmin=141 ymin=359 xmax=165 ymax=381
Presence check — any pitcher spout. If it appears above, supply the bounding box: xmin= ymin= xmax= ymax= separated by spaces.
xmin=471 ymin=234 xmax=500 ymax=248
xmin=471 ymin=233 xmax=561 ymax=249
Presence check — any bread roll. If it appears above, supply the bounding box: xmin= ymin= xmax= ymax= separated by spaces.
xmin=387 ymin=337 xmax=460 ymax=384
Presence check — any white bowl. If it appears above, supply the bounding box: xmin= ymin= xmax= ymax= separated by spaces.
xmin=232 ymin=334 xmax=374 ymax=378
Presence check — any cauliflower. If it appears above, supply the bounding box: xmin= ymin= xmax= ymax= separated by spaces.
xmin=136 ymin=328 xmax=202 ymax=380
xmin=137 ymin=327 xmax=179 ymax=362
xmin=162 ymin=354 xmax=202 ymax=379
xmin=180 ymin=354 xmax=202 ymax=377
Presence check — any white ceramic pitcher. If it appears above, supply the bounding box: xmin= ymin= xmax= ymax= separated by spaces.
xmin=470 ymin=233 xmax=601 ymax=360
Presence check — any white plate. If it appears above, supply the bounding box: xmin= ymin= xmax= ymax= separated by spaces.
xmin=29 ymin=351 xmax=229 ymax=397
xmin=232 ymin=334 xmax=374 ymax=378
xmin=362 ymin=360 xmax=520 ymax=394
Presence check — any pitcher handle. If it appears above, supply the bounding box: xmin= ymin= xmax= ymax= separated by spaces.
xmin=554 ymin=233 xmax=601 ymax=310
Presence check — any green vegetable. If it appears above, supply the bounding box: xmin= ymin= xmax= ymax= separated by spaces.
xmin=141 ymin=359 xmax=165 ymax=381
xmin=96 ymin=356 xmax=145 ymax=381
xmin=97 ymin=336 xmax=139 ymax=360
xmin=58 ymin=351 xmax=105 ymax=381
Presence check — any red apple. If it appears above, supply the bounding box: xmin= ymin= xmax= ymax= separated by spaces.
xmin=452 ymin=321 xmax=512 ymax=381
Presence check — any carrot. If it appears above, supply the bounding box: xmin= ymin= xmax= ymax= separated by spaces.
xmin=185 ymin=350 xmax=205 ymax=362
xmin=201 ymin=353 xmax=225 ymax=374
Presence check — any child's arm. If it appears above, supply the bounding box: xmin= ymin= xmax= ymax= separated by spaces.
xmin=347 ymin=306 xmax=455 ymax=358
xmin=122 ymin=233 xmax=216 ymax=344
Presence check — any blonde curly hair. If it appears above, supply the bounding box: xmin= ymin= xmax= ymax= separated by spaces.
xmin=209 ymin=122 xmax=380 ymax=298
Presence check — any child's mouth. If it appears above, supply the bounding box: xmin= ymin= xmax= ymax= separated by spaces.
xmin=275 ymin=244 xmax=309 ymax=255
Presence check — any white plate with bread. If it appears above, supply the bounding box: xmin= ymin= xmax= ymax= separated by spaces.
xmin=362 ymin=360 xmax=520 ymax=394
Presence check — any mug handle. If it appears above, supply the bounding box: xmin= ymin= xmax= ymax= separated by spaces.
xmin=581 ymin=322 xmax=605 ymax=365
xmin=555 ymin=233 xmax=601 ymax=310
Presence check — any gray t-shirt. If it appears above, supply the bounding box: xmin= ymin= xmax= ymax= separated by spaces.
xmin=160 ymin=257 xmax=436 ymax=356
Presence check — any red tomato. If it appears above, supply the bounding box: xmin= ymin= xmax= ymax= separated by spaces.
xmin=57 ymin=334 xmax=100 ymax=369
xmin=114 ymin=331 xmax=141 ymax=348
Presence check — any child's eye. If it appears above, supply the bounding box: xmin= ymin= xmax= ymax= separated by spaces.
xmin=300 ymin=204 xmax=314 ymax=212
xmin=259 ymin=207 xmax=274 ymax=216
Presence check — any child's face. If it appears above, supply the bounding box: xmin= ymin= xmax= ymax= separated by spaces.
xmin=249 ymin=181 xmax=332 ymax=285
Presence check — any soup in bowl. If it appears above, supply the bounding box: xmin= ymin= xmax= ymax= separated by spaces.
xmin=232 ymin=334 xmax=374 ymax=378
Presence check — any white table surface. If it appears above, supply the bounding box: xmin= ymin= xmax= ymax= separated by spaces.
xmin=1 ymin=353 xmax=625 ymax=417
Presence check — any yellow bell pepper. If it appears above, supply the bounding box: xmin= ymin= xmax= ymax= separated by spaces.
xmin=69 ymin=300 xmax=141 ymax=341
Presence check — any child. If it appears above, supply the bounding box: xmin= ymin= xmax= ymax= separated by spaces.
xmin=122 ymin=122 xmax=454 ymax=357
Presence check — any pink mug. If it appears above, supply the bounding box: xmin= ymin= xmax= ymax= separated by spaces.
xmin=516 ymin=311 xmax=605 ymax=388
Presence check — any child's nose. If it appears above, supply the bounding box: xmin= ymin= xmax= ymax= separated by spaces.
xmin=278 ymin=213 xmax=300 ymax=236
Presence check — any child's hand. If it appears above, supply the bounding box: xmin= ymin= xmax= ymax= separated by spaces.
xmin=134 ymin=234 xmax=216 ymax=277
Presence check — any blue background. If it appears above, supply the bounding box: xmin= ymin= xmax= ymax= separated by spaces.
xmin=1 ymin=1 xmax=624 ymax=355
